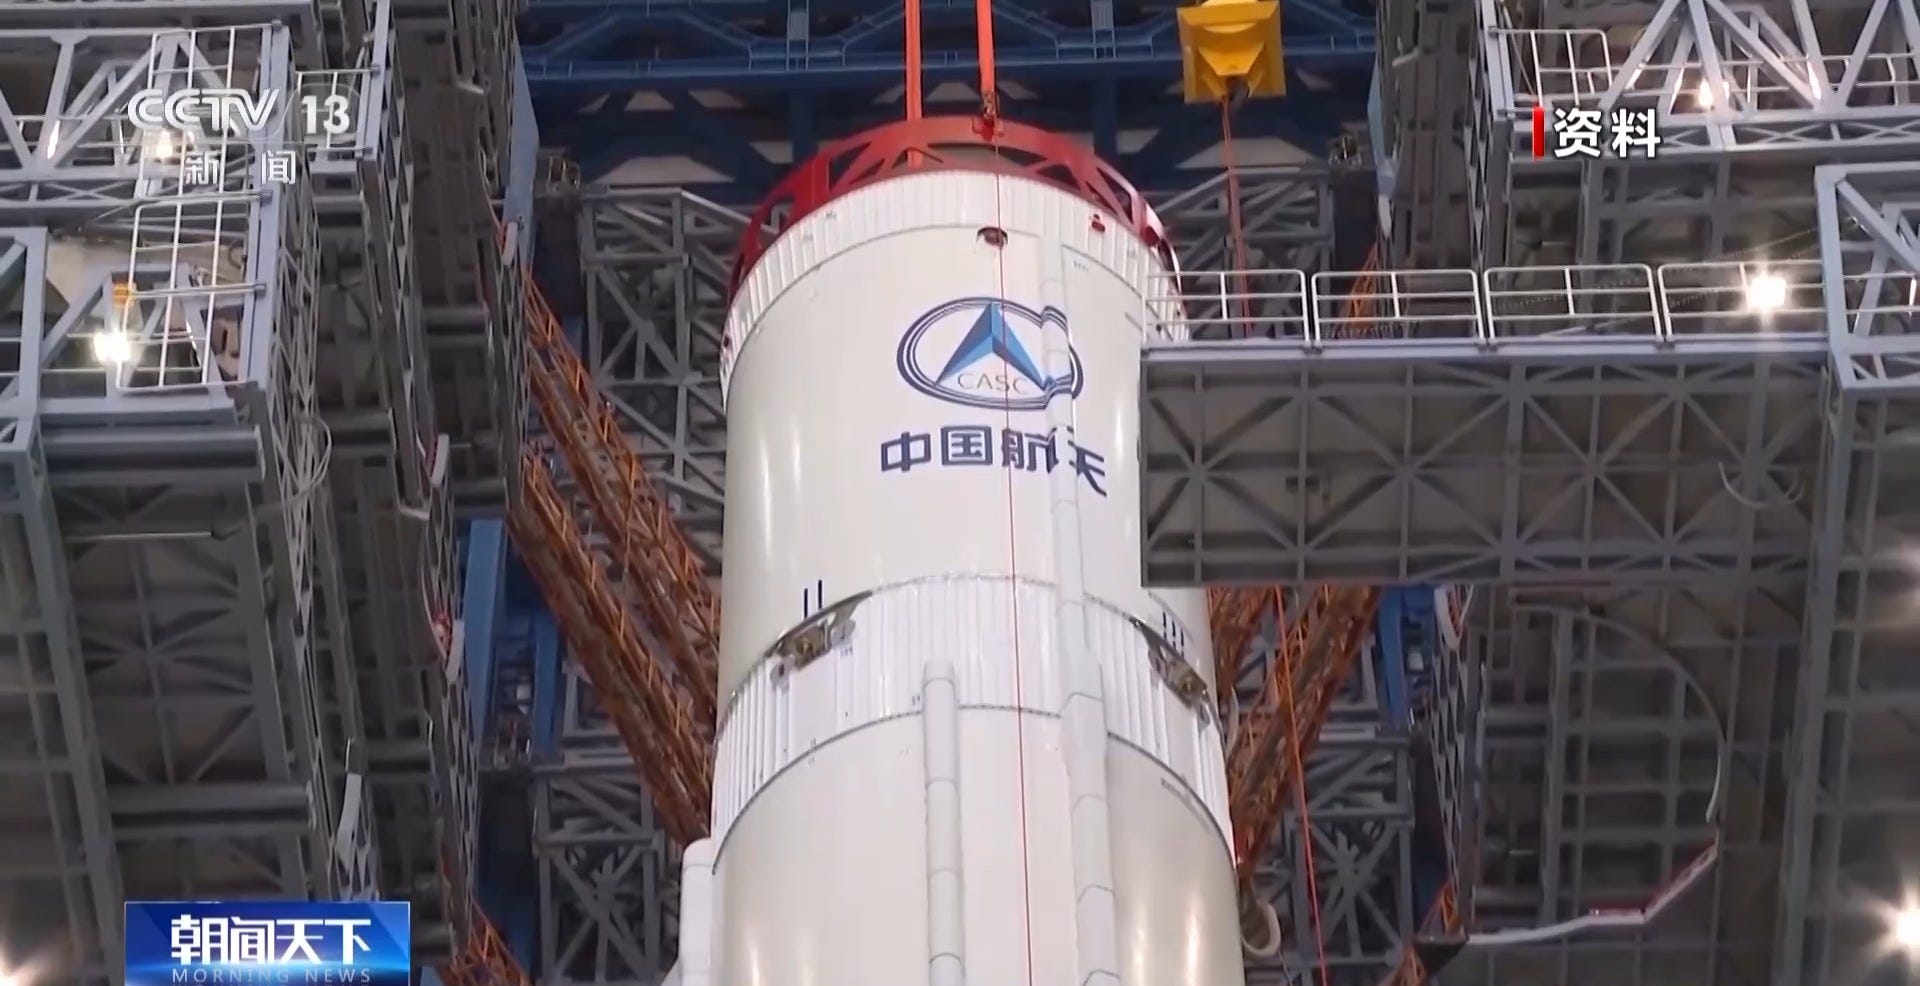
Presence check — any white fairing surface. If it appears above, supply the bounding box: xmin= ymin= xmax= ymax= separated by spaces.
xmin=711 ymin=170 xmax=1243 ymax=986
xmin=713 ymin=715 xmax=1241 ymax=986
xmin=720 ymin=171 xmax=1207 ymax=702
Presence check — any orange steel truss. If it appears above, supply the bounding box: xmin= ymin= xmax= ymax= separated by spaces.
xmin=510 ymin=448 xmax=713 ymax=843
xmin=1381 ymin=882 xmax=1464 ymax=986
xmin=1224 ymin=586 xmax=1381 ymax=886
xmin=436 ymin=233 xmax=717 ymax=979
xmin=438 ymin=906 xmax=533 ymax=986
xmin=1207 ymin=585 xmax=1276 ymax=721
xmin=1216 ymin=246 xmax=1392 ymax=893
xmin=497 ymin=239 xmax=719 ymax=847
xmin=522 ymin=279 xmax=721 ymax=730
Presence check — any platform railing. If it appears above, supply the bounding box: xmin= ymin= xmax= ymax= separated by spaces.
xmin=297 ymin=66 xmax=381 ymax=165
xmin=1145 ymin=261 xmax=1838 ymax=349
xmin=1654 ymin=258 xmax=1827 ymax=338
xmin=1142 ymin=268 xmax=1309 ymax=341
xmin=1485 ymin=28 xmax=1615 ymax=113
xmin=1483 ymin=263 xmax=1661 ymax=341
xmin=1489 ymin=32 xmax=1920 ymax=119
xmin=1311 ymin=268 xmax=1482 ymax=346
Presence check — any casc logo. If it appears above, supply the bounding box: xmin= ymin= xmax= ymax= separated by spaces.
xmin=897 ymin=297 xmax=1083 ymax=411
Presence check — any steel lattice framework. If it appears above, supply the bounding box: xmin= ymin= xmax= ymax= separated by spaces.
xmin=0 ymin=0 xmax=531 ymax=980
xmin=487 ymin=2 xmax=1920 ymax=986
xmin=1141 ymin=3 xmax=1920 ymax=986
xmin=521 ymin=0 xmax=1377 ymax=191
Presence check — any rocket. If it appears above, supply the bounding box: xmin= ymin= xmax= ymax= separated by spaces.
xmin=675 ymin=118 xmax=1244 ymax=986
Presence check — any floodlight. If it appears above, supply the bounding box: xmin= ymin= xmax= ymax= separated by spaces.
xmin=1745 ymin=273 xmax=1788 ymax=312
xmin=1895 ymin=907 xmax=1920 ymax=950
xmin=92 ymin=330 xmax=134 ymax=365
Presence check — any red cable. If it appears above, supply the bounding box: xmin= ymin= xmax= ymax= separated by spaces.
xmin=1227 ymin=86 xmax=1331 ymax=964
xmin=1280 ymin=593 xmax=1330 ymax=986
xmin=1220 ymin=99 xmax=1252 ymax=337
xmin=905 ymin=0 xmax=923 ymax=121
xmin=975 ymin=0 xmax=997 ymax=116
xmin=962 ymin=0 xmax=1025 ymax=976
xmin=986 ymin=132 xmax=1038 ymax=986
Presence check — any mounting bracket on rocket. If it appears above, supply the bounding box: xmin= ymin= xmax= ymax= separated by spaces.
xmin=767 ymin=591 xmax=872 ymax=676
xmin=1127 ymin=616 xmax=1212 ymax=716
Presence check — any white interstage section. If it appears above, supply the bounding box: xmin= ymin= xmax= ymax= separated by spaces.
xmin=686 ymin=168 xmax=1243 ymax=986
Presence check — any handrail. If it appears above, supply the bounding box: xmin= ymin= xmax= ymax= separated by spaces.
xmin=1142 ymin=258 xmax=1837 ymax=347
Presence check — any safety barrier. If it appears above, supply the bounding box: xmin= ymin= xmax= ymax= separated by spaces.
xmin=1487 ymin=25 xmax=1920 ymax=118
xmin=1143 ymin=260 xmax=1840 ymax=349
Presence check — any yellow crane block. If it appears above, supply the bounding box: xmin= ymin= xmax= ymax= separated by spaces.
xmin=1177 ymin=0 xmax=1286 ymax=102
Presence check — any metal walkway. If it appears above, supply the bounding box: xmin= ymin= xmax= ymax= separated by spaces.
xmin=1141 ymin=260 xmax=1828 ymax=586
xmin=1145 ymin=160 xmax=1920 ymax=986
xmin=1355 ymin=0 xmax=1920 ymax=980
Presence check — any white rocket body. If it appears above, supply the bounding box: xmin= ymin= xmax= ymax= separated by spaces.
xmin=690 ymin=167 xmax=1243 ymax=986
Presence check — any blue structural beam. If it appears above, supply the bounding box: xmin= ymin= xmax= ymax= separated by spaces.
xmin=522 ymin=0 xmax=1373 ymax=94
xmin=463 ymin=521 xmax=510 ymax=739
xmin=505 ymin=49 xmax=540 ymax=252
xmin=1375 ymin=590 xmax=1413 ymax=733
xmin=541 ymin=79 xmax=1368 ymax=191
xmin=470 ymin=538 xmax=559 ymax=973
xmin=522 ymin=0 xmax=1377 ymax=191
xmin=1374 ymin=586 xmax=1440 ymax=733
xmin=474 ymin=555 xmax=567 ymax=761
xmin=1378 ymin=586 xmax=1448 ymax=922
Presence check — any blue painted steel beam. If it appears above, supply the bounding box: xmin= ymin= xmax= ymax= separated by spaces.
xmin=1375 ymin=589 xmax=1412 ymax=733
xmin=520 ymin=2 xmax=1373 ymax=94
xmin=1379 ymin=585 xmax=1448 ymax=922
xmin=530 ymin=608 xmax=561 ymax=755
xmin=472 ymin=553 xmax=566 ymax=761
xmin=530 ymin=0 xmax=1369 ymax=22
xmin=522 ymin=0 xmax=1376 ymax=190
xmin=462 ymin=520 xmax=510 ymax=741
xmin=1374 ymin=586 xmax=1439 ymax=732
xmin=543 ymin=80 xmax=1367 ymax=189
xmin=467 ymin=528 xmax=548 ymax=973
xmin=526 ymin=35 xmax=1373 ymax=93
xmin=525 ymin=0 xmax=1375 ymax=43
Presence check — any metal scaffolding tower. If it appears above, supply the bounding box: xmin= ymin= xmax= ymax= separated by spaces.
xmin=0 ymin=0 xmax=529 ymax=980
xmin=1143 ymin=1 xmax=1920 ymax=985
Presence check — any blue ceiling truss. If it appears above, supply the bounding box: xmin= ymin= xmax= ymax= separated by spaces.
xmin=521 ymin=0 xmax=1378 ymax=197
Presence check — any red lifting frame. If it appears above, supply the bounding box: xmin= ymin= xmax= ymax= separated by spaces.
xmin=728 ymin=115 xmax=1177 ymax=301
